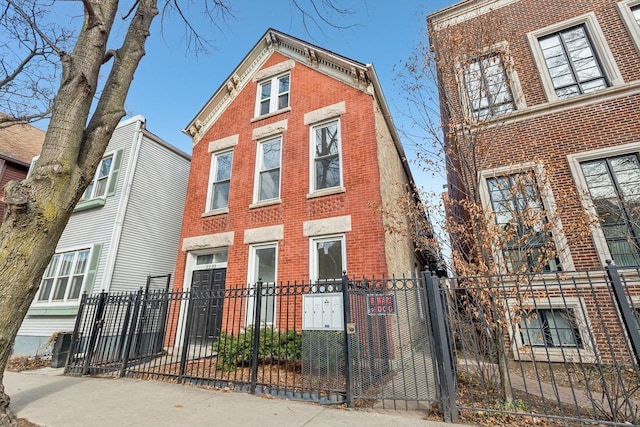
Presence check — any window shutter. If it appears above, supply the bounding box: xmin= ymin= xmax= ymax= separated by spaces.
xmin=83 ymin=243 xmax=103 ymax=295
xmin=106 ymin=149 xmax=123 ymax=196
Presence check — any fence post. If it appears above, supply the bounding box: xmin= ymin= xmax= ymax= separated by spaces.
xmin=82 ymin=290 xmax=108 ymax=375
xmin=178 ymin=289 xmax=194 ymax=383
xmin=606 ymin=260 xmax=640 ymax=368
xmin=66 ymin=292 xmax=88 ymax=373
xmin=250 ymin=279 xmax=264 ymax=394
xmin=423 ymin=272 xmax=458 ymax=422
xmin=120 ymin=288 xmax=144 ymax=377
xmin=341 ymin=272 xmax=354 ymax=408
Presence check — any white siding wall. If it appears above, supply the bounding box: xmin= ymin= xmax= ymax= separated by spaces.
xmin=109 ymin=135 xmax=190 ymax=292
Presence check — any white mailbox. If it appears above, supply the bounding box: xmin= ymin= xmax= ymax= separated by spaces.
xmin=302 ymin=293 xmax=344 ymax=331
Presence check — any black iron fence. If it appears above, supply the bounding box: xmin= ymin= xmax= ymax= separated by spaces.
xmin=426 ymin=264 xmax=640 ymax=426
xmin=66 ymin=275 xmax=438 ymax=411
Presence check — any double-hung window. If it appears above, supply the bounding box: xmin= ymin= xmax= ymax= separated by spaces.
xmin=312 ymin=120 xmax=342 ymax=191
xmin=538 ymin=25 xmax=608 ymax=99
xmin=82 ymin=150 xmax=122 ymax=200
xmin=208 ymin=150 xmax=233 ymax=211
xmin=247 ymin=244 xmax=277 ymax=326
xmin=487 ymin=172 xmax=559 ymax=272
xmin=580 ymin=154 xmax=640 ymax=266
xmin=38 ymin=248 xmax=90 ymax=303
xmin=462 ymin=53 xmax=515 ymax=120
xmin=257 ymin=73 xmax=290 ymax=116
xmin=255 ymin=137 xmax=281 ymax=202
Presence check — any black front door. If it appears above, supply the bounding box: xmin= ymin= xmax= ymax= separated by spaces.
xmin=190 ymin=268 xmax=226 ymax=341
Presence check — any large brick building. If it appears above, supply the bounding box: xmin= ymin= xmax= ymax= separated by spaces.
xmin=429 ymin=0 xmax=640 ymax=273
xmin=173 ymin=29 xmax=437 ymax=329
xmin=428 ymin=0 xmax=640 ymax=362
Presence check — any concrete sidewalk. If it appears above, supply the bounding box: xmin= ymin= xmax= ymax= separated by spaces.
xmin=3 ymin=369 xmax=456 ymax=427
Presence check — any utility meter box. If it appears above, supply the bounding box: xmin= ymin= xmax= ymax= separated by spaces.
xmin=302 ymin=293 xmax=343 ymax=331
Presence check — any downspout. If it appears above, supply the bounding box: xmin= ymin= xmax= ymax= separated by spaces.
xmin=102 ymin=117 xmax=145 ymax=291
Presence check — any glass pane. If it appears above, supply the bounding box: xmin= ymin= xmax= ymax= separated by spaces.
xmin=74 ymin=250 xmax=89 ymax=275
xmin=98 ymin=156 xmax=113 ymax=178
xmin=83 ymin=183 xmax=94 ymax=200
xmin=196 ymin=254 xmax=214 ymax=265
xmin=94 ymin=177 xmax=108 ymax=197
xmin=259 ymin=169 xmax=280 ymax=201
xmin=215 ymin=152 xmax=233 ymax=181
xmin=315 ymin=155 xmax=340 ymax=190
xmin=69 ymin=276 xmax=84 ymax=300
xmin=546 ymin=309 xmax=579 ymax=347
xmin=316 ymin=239 xmax=343 ymax=280
xmin=38 ymin=278 xmax=53 ymax=301
xmin=260 ymin=81 xmax=271 ymax=100
xmin=278 ymin=75 xmax=289 ymax=94
xmin=59 ymin=253 xmax=74 ymax=276
xmin=315 ymin=123 xmax=339 ymax=157
xmin=211 ymin=181 xmax=230 ymax=210
xmin=521 ymin=313 xmax=546 ymax=346
xmin=53 ymin=277 xmax=69 ymax=300
xmin=261 ymin=140 xmax=281 ymax=170
xmin=278 ymin=93 xmax=289 ymax=110
xmin=255 ymin=246 xmax=276 ymax=324
xmin=213 ymin=249 xmax=228 ymax=263
xmin=44 ymin=255 xmax=60 ymax=278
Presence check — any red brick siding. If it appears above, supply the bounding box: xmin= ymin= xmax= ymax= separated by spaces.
xmin=174 ymin=52 xmax=390 ymax=292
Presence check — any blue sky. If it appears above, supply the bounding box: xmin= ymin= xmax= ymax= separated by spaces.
xmin=112 ymin=1 xmax=453 ymax=189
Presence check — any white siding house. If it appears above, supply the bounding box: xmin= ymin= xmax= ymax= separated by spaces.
xmin=13 ymin=116 xmax=190 ymax=355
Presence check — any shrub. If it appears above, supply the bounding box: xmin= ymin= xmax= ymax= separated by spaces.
xmin=214 ymin=327 xmax=302 ymax=372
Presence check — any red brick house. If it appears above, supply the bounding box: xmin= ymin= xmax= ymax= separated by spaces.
xmin=174 ymin=29 xmax=437 ymax=330
xmin=0 ymin=115 xmax=45 ymax=223
xmin=428 ymin=0 xmax=640 ymax=362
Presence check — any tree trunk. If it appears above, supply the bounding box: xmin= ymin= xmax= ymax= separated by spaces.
xmin=0 ymin=1 xmax=158 ymax=424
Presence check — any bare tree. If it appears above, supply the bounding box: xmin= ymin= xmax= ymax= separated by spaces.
xmin=0 ymin=1 xmax=357 ymax=424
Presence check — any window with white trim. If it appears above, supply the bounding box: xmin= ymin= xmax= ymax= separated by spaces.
xmin=528 ymin=13 xmax=621 ymax=102
xmin=82 ymin=150 xmax=122 ymax=200
xmin=486 ymin=172 xmax=560 ymax=272
xmin=38 ymin=248 xmax=90 ymax=303
xmin=255 ymin=136 xmax=281 ymax=202
xmin=462 ymin=53 xmax=516 ymax=120
xmin=520 ymin=308 xmax=583 ymax=348
xmin=510 ymin=297 xmax=595 ymax=362
xmin=311 ymin=235 xmax=346 ymax=282
xmin=247 ymin=243 xmax=277 ymax=326
xmin=312 ymin=119 xmax=342 ymax=192
xmin=207 ymin=150 xmax=233 ymax=211
xmin=580 ymin=154 xmax=640 ymax=266
xmin=256 ymin=73 xmax=290 ymax=116
xmin=618 ymin=0 xmax=640 ymax=54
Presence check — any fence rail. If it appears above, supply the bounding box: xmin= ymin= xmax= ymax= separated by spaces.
xmin=426 ymin=266 xmax=640 ymax=426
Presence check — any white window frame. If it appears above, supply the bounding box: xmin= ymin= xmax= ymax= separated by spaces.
xmin=507 ymin=297 xmax=596 ymax=363
xmin=205 ymin=149 xmax=234 ymax=214
xmin=309 ymin=118 xmax=344 ymax=196
xmin=310 ymin=234 xmax=347 ymax=283
xmin=36 ymin=246 xmax=92 ymax=304
xmin=567 ymin=142 xmax=640 ymax=267
xmin=253 ymin=135 xmax=282 ymax=205
xmin=618 ymin=0 xmax=640 ymax=55
xmin=246 ymin=242 xmax=278 ymax=327
xmin=82 ymin=151 xmax=116 ymax=200
xmin=255 ymin=73 xmax=290 ymax=117
xmin=478 ymin=163 xmax=574 ymax=273
xmin=455 ymin=41 xmax=526 ymax=121
xmin=527 ymin=12 xmax=623 ymax=103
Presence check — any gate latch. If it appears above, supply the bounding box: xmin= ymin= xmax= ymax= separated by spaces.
xmin=346 ymin=323 xmax=356 ymax=334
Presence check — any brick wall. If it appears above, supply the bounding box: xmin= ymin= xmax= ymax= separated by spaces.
xmin=174 ymin=51 xmax=395 ymax=291
xmin=429 ymin=0 xmax=640 ymax=271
